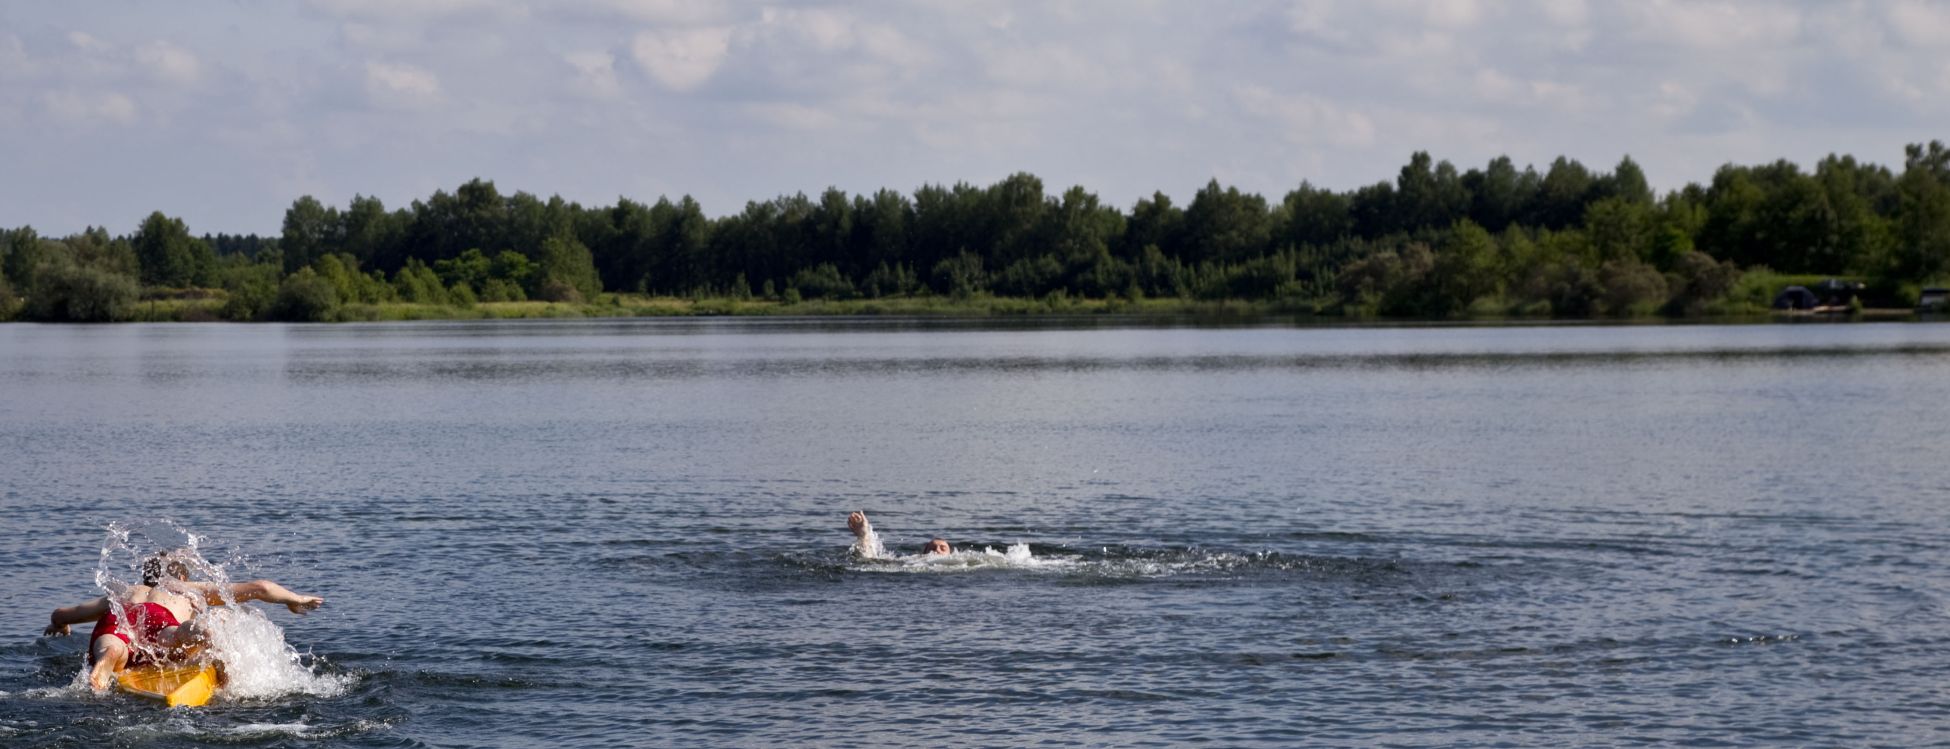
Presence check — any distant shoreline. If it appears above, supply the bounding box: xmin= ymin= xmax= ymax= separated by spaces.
xmin=10 ymin=292 xmax=1931 ymax=324
xmin=9 ymin=143 xmax=1950 ymax=324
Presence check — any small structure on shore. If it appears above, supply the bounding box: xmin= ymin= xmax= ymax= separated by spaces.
xmin=1811 ymin=278 xmax=1863 ymax=305
xmin=1921 ymin=287 xmax=1949 ymax=312
xmin=1775 ymin=278 xmax=1863 ymax=313
xmin=1772 ymin=286 xmax=1818 ymax=310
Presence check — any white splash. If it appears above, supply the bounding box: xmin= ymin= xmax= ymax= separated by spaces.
xmin=84 ymin=521 xmax=350 ymax=702
xmin=865 ymin=542 xmax=1080 ymax=573
xmin=198 ymin=607 xmax=350 ymax=700
xmin=850 ymin=526 xmax=886 ymax=559
xmin=227 ymin=722 xmax=317 ymax=737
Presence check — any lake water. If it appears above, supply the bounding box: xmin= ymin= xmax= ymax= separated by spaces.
xmin=3 ymin=318 xmax=1950 ymax=747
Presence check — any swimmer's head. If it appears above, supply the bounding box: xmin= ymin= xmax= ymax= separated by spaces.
xmin=141 ymin=550 xmax=193 ymax=585
xmin=923 ymin=538 xmax=952 ymax=555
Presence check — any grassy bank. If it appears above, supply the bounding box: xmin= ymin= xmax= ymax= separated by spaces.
xmin=328 ymin=294 xmax=1317 ymax=321
xmin=20 ymin=287 xmax=1932 ymax=324
xmin=7 ymin=291 xmax=1314 ymax=322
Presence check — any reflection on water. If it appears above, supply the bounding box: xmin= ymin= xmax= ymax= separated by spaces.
xmin=3 ymin=319 xmax=1950 ymax=747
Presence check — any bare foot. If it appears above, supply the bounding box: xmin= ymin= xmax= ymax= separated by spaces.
xmin=87 ymin=659 xmax=116 ymax=692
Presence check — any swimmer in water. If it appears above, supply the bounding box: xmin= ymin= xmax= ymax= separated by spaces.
xmin=848 ymin=511 xmax=952 ymax=559
xmin=40 ymin=549 xmax=324 ymax=692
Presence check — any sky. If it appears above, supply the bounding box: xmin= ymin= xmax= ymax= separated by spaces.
xmin=1 ymin=0 xmax=1947 ymax=236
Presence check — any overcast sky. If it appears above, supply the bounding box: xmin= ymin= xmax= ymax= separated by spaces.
xmin=2 ymin=0 xmax=1947 ymax=235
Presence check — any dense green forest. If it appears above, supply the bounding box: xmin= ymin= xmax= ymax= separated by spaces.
xmin=4 ymin=142 xmax=1949 ymax=322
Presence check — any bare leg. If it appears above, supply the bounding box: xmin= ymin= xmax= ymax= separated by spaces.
xmin=158 ymin=615 xmax=214 ymax=661
xmin=87 ymin=637 xmax=128 ymax=692
xmin=160 ymin=616 xmax=229 ymax=689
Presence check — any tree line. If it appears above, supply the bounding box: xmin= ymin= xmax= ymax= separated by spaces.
xmin=3 ymin=141 xmax=1947 ymax=322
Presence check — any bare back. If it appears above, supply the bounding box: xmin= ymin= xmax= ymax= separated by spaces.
xmin=120 ymin=584 xmax=198 ymax=623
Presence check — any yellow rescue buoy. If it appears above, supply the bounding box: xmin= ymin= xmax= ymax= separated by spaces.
xmin=116 ymin=662 xmax=219 ymax=707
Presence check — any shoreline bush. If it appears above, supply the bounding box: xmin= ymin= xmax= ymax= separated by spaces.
xmin=24 ymin=263 xmax=139 ymax=322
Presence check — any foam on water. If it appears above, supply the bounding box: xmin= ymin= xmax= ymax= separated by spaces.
xmin=858 ymin=542 xmax=1078 ymax=573
xmin=96 ymin=715 xmax=386 ymax=744
xmin=12 ymin=683 xmax=90 ymax=699
xmin=84 ymin=521 xmax=351 ymax=702
xmin=226 ymin=721 xmax=317 ymax=737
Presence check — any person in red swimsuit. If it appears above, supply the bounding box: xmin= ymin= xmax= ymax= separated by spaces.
xmin=41 ymin=550 xmax=324 ymax=691
xmin=87 ymin=600 xmax=182 ymax=668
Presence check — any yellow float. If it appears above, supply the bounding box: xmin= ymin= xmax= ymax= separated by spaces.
xmin=116 ymin=663 xmax=219 ymax=707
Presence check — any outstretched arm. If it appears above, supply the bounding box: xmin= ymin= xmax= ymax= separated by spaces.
xmin=189 ymin=580 xmax=324 ymax=615
xmin=236 ymin=580 xmax=323 ymax=614
xmin=44 ymin=597 xmax=112 ymax=637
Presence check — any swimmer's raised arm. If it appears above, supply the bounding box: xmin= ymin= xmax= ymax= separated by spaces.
xmin=43 ymin=596 xmax=111 ymax=637
xmin=847 ymin=511 xmax=887 ymax=559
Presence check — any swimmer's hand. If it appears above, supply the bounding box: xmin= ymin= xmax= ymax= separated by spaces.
xmin=42 ymin=621 xmax=70 ymax=637
xmin=848 ymin=511 xmax=870 ymax=536
xmin=286 ymin=595 xmax=324 ymax=615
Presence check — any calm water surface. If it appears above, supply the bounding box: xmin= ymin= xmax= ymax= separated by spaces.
xmin=3 ymin=318 xmax=1950 ymax=747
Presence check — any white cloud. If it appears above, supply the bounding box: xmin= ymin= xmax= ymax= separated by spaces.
xmin=631 ymin=26 xmax=731 ymax=91
xmin=1536 ymin=0 xmax=1589 ymax=27
xmin=1624 ymin=1 xmax=1801 ymax=50
xmin=759 ymin=7 xmax=854 ymax=52
xmin=1648 ymin=81 xmax=1699 ymax=122
xmin=1284 ymin=2 xmax=1355 ymax=48
xmin=1531 ymin=0 xmax=1591 ymax=49
xmin=1284 ymin=1 xmax=1334 ymax=34
xmin=1471 ymin=67 xmax=1591 ymax=115
xmin=1423 ymin=0 xmax=1484 ymax=29
xmin=66 ymin=31 xmax=109 ymax=53
xmin=1 ymin=1 xmax=1944 ymax=235
xmin=136 ymin=41 xmax=201 ymax=85
xmin=582 ymin=0 xmax=730 ymax=25
xmin=364 ymin=60 xmax=440 ymax=106
xmin=855 ymin=24 xmax=932 ymax=69
xmin=736 ymin=8 xmax=933 ymax=92
xmin=746 ymin=101 xmax=837 ymax=131
xmin=982 ymin=42 xmax=1110 ymax=90
xmin=44 ymin=90 xmax=137 ymax=124
xmin=1232 ymin=85 xmax=1375 ymax=148
xmin=1527 ymin=80 xmax=1586 ymax=112
xmin=1885 ymin=1 xmax=1950 ymax=47
xmin=564 ymin=50 xmax=621 ymax=98
xmin=308 ymin=0 xmax=515 ymax=21
xmin=339 ymin=22 xmax=424 ymax=50
xmin=909 ymin=99 xmax=1042 ymax=151
xmin=0 ymin=34 xmax=33 ymax=78
xmin=1474 ymin=68 xmax=1519 ymax=100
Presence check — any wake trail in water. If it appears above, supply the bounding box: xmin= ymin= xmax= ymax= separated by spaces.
xmin=834 ymin=542 xmax=1429 ymax=580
